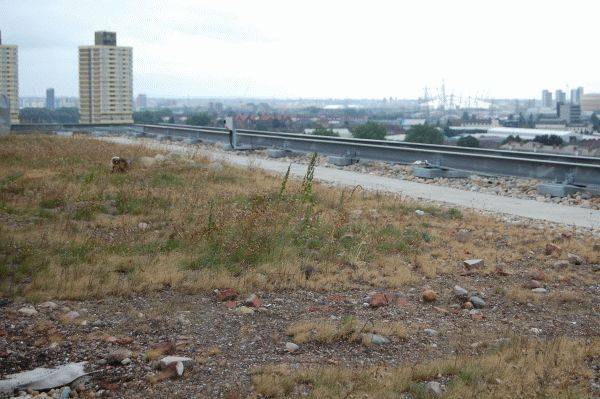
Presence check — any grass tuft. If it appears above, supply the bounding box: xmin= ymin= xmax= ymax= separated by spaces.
xmin=253 ymin=337 xmax=599 ymax=398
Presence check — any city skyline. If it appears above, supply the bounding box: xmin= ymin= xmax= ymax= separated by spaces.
xmin=2 ymin=0 xmax=600 ymax=99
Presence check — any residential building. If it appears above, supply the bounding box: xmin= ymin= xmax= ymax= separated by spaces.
xmin=46 ymin=88 xmax=55 ymax=110
xmin=0 ymin=31 xmax=19 ymax=123
xmin=541 ymin=90 xmax=553 ymax=108
xmin=135 ymin=94 xmax=147 ymax=110
xmin=79 ymin=31 xmax=133 ymax=124
xmin=570 ymin=87 xmax=583 ymax=105
xmin=555 ymin=90 xmax=566 ymax=105
xmin=576 ymin=86 xmax=584 ymax=104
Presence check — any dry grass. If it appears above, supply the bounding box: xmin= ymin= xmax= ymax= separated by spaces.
xmin=1 ymin=135 xmax=598 ymax=301
xmin=285 ymin=317 xmax=408 ymax=345
xmin=252 ymin=337 xmax=600 ymax=398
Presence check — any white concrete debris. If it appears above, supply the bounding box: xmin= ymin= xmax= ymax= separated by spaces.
xmin=0 ymin=362 xmax=88 ymax=394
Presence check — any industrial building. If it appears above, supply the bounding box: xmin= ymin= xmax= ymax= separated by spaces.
xmin=486 ymin=127 xmax=581 ymax=142
xmin=581 ymin=93 xmax=600 ymax=112
xmin=0 ymin=31 xmax=19 ymax=124
xmin=79 ymin=31 xmax=133 ymax=124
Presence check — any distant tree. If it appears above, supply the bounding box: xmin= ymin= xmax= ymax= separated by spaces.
xmin=19 ymin=107 xmax=79 ymax=123
xmin=343 ymin=108 xmax=361 ymax=117
xmin=272 ymin=118 xmax=285 ymax=129
xmin=533 ymin=134 xmax=563 ymax=146
xmin=54 ymin=107 xmax=79 ymax=123
xmin=255 ymin=120 xmax=271 ymax=131
xmin=19 ymin=108 xmax=55 ymax=123
xmin=313 ymin=125 xmax=339 ymax=137
xmin=518 ymin=113 xmax=527 ymax=128
xmin=352 ymin=122 xmax=387 ymax=140
xmin=405 ymin=125 xmax=444 ymax=144
xmin=186 ymin=112 xmax=211 ymax=126
xmin=304 ymin=107 xmax=320 ymax=115
xmin=501 ymin=134 xmax=524 ymax=145
xmin=456 ymin=135 xmax=480 ymax=148
xmin=527 ymin=114 xmax=536 ymax=128
xmin=133 ymin=109 xmax=173 ymax=124
xmin=443 ymin=124 xmax=451 ymax=136
xmin=461 ymin=111 xmax=470 ymax=123
xmin=591 ymin=112 xmax=600 ymax=132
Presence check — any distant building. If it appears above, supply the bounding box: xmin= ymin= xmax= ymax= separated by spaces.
xmin=558 ymin=102 xmax=581 ymax=124
xmin=581 ymin=93 xmax=600 ymax=112
xmin=135 ymin=94 xmax=147 ymax=110
xmin=0 ymin=94 xmax=9 ymax=134
xmin=46 ymin=88 xmax=55 ymax=110
xmin=95 ymin=31 xmax=116 ymax=46
xmin=461 ymin=118 xmax=499 ymax=129
xmin=208 ymin=101 xmax=223 ymax=113
xmin=400 ymin=119 xmax=426 ymax=129
xmin=19 ymin=97 xmax=44 ymax=108
xmin=486 ymin=127 xmax=581 ymax=142
xmin=541 ymin=90 xmax=553 ymax=108
xmin=536 ymin=119 xmax=567 ymax=130
xmin=304 ymin=128 xmax=352 ymax=137
xmin=555 ymin=90 xmax=566 ymax=105
xmin=572 ymin=86 xmax=584 ymax=104
xmin=0 ymin=31 xmax=19 ymax=124
xmin=570 ymin=87 xmax=584 ymax=105
xmin=79 ymin=31 xmax=133 ymax=124
xmin=57 ymin=97 xmax=79 ymax=108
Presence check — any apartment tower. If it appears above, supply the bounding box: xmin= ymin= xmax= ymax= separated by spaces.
xmin=46 ymin=88 xmax=55 ymax=110
xmin=555 ymin=89 xmax=566 ymax=105
xmin=79 ymin=31 xmax=133 ymax=123
xmin=541 ymin=90 xmax=553 ymax=108
xmin=0 ymin=31 xmax=19 ymax=124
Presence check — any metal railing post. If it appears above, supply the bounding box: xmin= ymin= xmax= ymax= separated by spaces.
xmin=225 ymin=117 xmax=237 ymax=149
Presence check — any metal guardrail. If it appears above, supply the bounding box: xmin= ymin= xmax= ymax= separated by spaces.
xmin=8 ymin=122 xmax=600 ymax=186
xmin=137 ymin=123 xmax=600 ymax=186
xmin=139 ymin=123 xmax=600 ymax=165
xmin=10 ymin=123 xmax=133 ymax=132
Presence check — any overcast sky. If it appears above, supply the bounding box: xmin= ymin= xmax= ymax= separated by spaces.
xmin=1 ymin=0 xmax=599 ymax=99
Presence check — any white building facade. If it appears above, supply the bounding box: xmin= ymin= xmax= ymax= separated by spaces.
xmin=79 ymin=31 xmax=133 ymax=124
xmin=0 ymin=32 xmax=19 ymax=124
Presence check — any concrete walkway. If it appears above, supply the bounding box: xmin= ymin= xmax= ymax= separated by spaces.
xmin=105 ymin=137 xmax=600 ymax=230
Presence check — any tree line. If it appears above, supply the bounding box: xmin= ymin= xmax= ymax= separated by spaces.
xmin=19 ymin=107 xmax=79 ymax=124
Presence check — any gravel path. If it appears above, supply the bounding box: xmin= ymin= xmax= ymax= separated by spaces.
xmin=102 ymin=136 xmax=600 ymax=230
